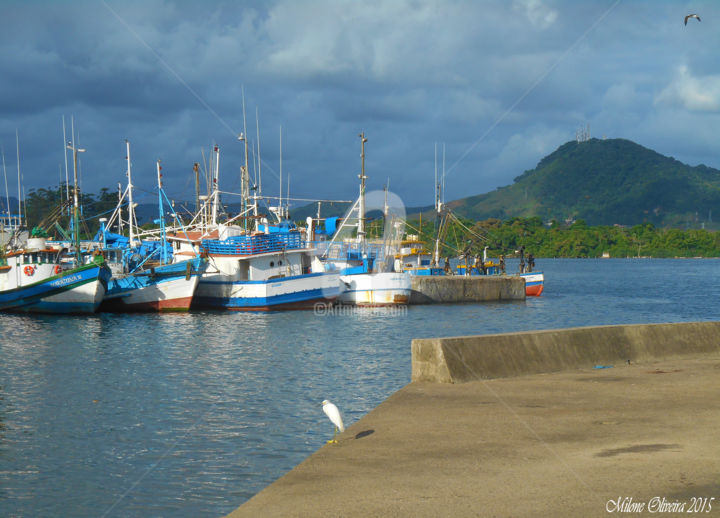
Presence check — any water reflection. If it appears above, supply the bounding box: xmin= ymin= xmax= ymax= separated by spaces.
xmin=1 ymin=259 xmax=720 ymax=517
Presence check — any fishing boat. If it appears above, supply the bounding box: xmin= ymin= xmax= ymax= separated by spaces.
xmin=520 ymin=271 xmax=544 ymax=296
xmin=318 ymin=238 xmax=411 ymax=306
xmin=98 ymin=146 xmax=207 ymax=312
xmin=98 ymin=228 xmax=207 ymax=312
xmin=392 ymin=144 xmax=453 ymax=277
xmin=515 ymin=246 xmax=544 ymax=296
xmin=313 ymin=133 xmax=411 ymax=306
xmin=393 ymin=236 xmax=445 ymax=275
xmin=0 ymin=236 xmax=109 ymax=313
xmin=100 ymin=254 xmax=206 ymax=311
xmin=455 ymin=247 xmax=544 ymax=297
xmin=168 ymin=139 xmax=340 ymax=311
xmin=191 ymin=230 xmax=340 ymax=310
xmin=0 ymin=133 xmax=110 ymax=313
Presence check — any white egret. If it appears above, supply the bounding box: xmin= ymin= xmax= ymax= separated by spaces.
xmin=322 ymin=400 xmax=345 ymax=443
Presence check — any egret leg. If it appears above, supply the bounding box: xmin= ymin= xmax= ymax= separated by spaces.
xmin=327 ymin=426 xmax=338 ymax=444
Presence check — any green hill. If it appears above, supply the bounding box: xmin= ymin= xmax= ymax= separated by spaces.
xmin=448 ymin=138 xmax=720 ymax=228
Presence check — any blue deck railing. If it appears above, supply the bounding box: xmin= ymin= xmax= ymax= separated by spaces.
xmin=315 ymin=241 xmax=388 ymax=263
xmin=201 ymin=232 xmax=305 ymax=256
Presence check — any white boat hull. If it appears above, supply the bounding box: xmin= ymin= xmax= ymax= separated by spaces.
xmin=35 ymin=278 xmax=106 ymax=312
xmin=338 ymin=272 xmax=411 ymax=306
xmin=194 ymin=270 xmax=341 ymax=310
xmin=103 ymin=275 xmax=200 ymax=311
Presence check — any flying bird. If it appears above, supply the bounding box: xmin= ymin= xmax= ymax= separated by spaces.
xmin=684 ymin=13 xmax=701 ymax=25
xmin=322 ymin=400 xmax=345 ymax=443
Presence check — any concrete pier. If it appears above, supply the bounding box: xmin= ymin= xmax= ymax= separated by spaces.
xmin=409 ymin=275 xmax=525 ymax=304
xmin=227 ymin=322 xmax=720 ymax=517
xmin=412 ymin=320 xmax=720 ymax=382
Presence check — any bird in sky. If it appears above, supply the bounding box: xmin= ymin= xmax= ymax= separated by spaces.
xmin=322 ymin=400 xmax=345 ymax=444
xmin=684 ymin=13 xmax=701 ymax=25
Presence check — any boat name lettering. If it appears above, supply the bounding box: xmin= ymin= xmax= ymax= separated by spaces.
xmin=50 ymin=274 xmax=82 ymax=287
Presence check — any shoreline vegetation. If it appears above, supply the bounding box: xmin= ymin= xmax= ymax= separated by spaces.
xmin=19 ymin=185 xmax=720 ymax=259
xmin=407 ymin=216 xmax=720 ymax=259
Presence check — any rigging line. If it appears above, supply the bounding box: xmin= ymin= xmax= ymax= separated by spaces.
xmin=404 ymin=219 xmax=463 ymax=255
xmin=445 ymin=0 xmax=622 ymax=178
xmin=213 ymin=189 xmax=355 ymax=203
xmin=448 ymin=212 xmax=488 ymax=242
xmin=101 ymin=1 xmax=239 ymax=138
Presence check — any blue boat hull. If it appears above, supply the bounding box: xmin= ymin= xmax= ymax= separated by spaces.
xmin=0 ymin=263 xmax=110 ymax=314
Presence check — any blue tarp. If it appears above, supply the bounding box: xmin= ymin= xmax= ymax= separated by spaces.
xmin=95 ymin=230 xmax=130 ymax=248
xmin=324 ymin=217 xmax=338 ymax=236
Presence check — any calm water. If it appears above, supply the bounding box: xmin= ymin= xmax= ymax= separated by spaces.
xmin=1 ymin=259 xmax=719 ymax=517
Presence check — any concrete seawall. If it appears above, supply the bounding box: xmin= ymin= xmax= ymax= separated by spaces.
xmin=229 ymin=321 xmax=720 ymax=517
xmin=412 ymin=321 xmax=720 ymax=383
xmin=409 ymin=275 xmax=525 ymax=304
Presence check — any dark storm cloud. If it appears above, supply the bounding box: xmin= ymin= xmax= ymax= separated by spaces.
xmin=1 ymin=0 xmax=720 ymax=212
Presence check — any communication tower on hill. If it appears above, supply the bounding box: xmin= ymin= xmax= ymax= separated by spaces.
xmin=575 ymin=123 xmax=591 ymax=143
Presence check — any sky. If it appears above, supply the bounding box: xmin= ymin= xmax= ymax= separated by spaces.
xmin=0 ymin=0 xmax=718 ymax=215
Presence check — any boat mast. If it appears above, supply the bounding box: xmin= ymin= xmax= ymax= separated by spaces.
xmin=253 ymin=108 xmax=262 ymax=226
xmin=240 ymin=87 xmax=250 ymax=230
xmin=442 ymin=143 xmax=446 ymax=207
xmin=433 ymin=143 xmax=443 ymax=267
xmin=15 ymin=130 xmax=21 ymax=225
xmin=125 ymin=139 xmax=137 ymax=247
xmin=256 ymin=109 xmax=262 ymax=199
xmin=157 ymin=160 xmax=167 ymax=264
xmin=62 ymin=116 xmax=70 ymax=212
xmin=211 ymin=145 xmax=220 ymax=226
xmin=279 ymin=125 xmax=283 ymax=221
xmin=1 ymin=147 xmax=9 ymax=223
xmin=117 ymin=182 xmax=123 ymax=235
xmin=383 ymin=178 xmax=390 ymax=219
xmin=193 ymin=162 xmax=200 ymax=215
xmin=357 ymin=132 xmax=367 ymax=244
xmin=202 ymin=147 xmax=211 ymax=230
xmin=66 ymin=120 xmax=84 ymax=263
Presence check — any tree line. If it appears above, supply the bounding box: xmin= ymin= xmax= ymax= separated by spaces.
xmin=17 ymin=184 xmax=118 ymax=238
xmin=409 ymin=216 xmax=720 ymax=259
xmin=15 ymin=185 xmax=720 ymax=257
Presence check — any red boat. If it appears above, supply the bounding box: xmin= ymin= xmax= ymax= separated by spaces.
xmin=520 ymin=272 xmax=544 ymax=296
